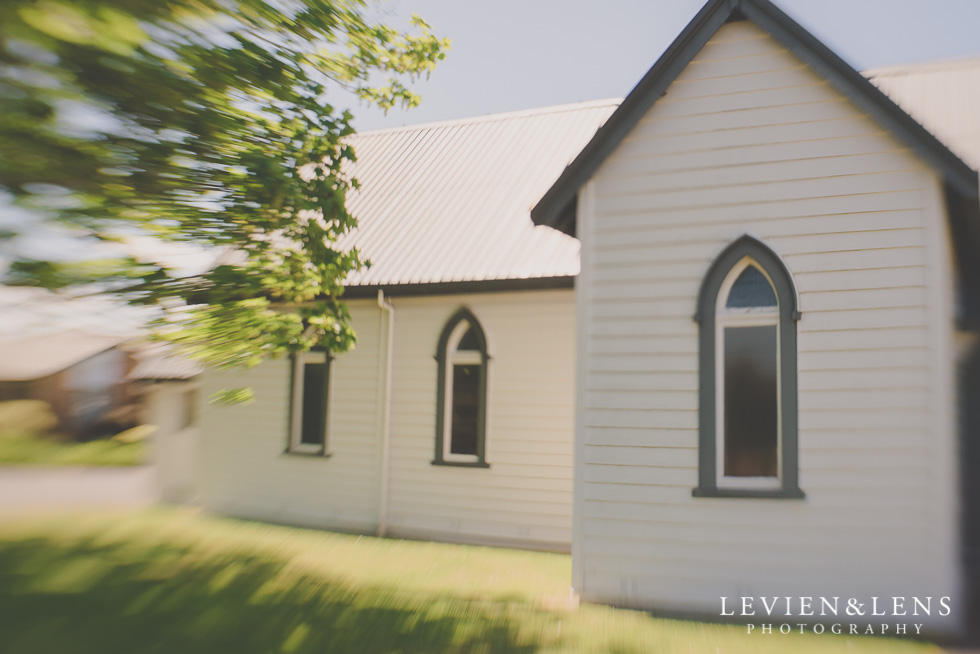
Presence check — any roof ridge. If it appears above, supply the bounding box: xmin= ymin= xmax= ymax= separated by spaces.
xmin=351 ymin=98 xmax=623 ymax=138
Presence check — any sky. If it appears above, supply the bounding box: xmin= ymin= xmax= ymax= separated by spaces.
xmin=342 ymin=0 xmax=980 ymax=132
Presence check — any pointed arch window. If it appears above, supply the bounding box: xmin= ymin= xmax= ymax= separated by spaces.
xmin=433 ymin=308 xmax=489 ymax=468
xmin=693 ymin=236 xmax=803 ymax=499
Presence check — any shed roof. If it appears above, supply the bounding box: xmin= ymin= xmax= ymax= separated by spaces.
xmin=335 ymin=99 xmax=618 ymax=291
xmin=128 ymin=347 xmax=202 ymax=381
xmin=0 ymin=330 xmax=125 ymax=382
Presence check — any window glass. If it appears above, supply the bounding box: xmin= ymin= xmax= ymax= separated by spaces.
xmin=723 ymin=325 xmax=778 ymax=477
xmin=450 ymin=364 xmax=480 ymax=455
xmin=435 ymin=309 xmax=488 ymax=466
xmin=726 ymin=265 xmax=777 ymax=308
xmin=301 ymin=362 xmax=328 ymax=446
xmin=456 ymin=326 xmax=480 ymax=351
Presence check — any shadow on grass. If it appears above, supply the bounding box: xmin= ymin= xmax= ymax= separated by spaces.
xmin=0 ymin=536 xmax=542 ymax=654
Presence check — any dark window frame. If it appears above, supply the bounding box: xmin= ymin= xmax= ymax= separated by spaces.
xmin=693 ymin=235 xmax=804 ymax=499
xmin=433 ymin=307 xmax=490 ymax=468
xmin=286 ymin=348 xmax=331 ymax=457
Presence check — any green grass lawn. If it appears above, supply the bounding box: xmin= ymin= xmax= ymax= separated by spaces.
xmin=0 ymin=433 xmax=145 ymax=466
xmin=0 ymin=509 xmax=942 ymax=654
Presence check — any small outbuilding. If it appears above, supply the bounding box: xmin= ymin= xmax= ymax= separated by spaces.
xmin=0 ymin=330 xmax=134 ymax=438
xmin=131 ymin=345 xmax=203 ymax=503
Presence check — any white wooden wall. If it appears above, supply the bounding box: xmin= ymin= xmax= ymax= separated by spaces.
xmin=577 ymin=21 xmax=961 ymax=630
xmin=385 ymin=291 xmax=575 ymax=550
xmin=200 ymin=301 xmax=383 ymax=531
xmin=199 ymin=290 xmax=575 ymax=549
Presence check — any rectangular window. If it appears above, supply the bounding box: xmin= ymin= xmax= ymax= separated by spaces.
xmin=450 ymin=363 xmax=479 ymax=456
xmin=290 ymin=350 xmax=330 ymax=454
xmin=723 ymin=325 xmax=778 ymax=478
xmin=301 ymin=362 xmax=328 ymax=445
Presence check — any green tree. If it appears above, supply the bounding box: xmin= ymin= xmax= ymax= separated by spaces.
xmin=0 ymin=0 xmax=448 ymax=369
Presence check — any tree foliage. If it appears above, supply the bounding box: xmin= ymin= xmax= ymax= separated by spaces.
xmin=0 ymin=0 xmax=448 ymax=367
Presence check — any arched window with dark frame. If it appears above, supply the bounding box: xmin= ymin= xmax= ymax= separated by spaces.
xmin=433 ymin=308 xmax=489 ymax=468
xmin=693 ymin=235 xmax=804 ymax=499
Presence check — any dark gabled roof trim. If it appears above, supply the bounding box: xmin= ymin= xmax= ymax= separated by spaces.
xmin=740 ymin=0 xmax=978 ymax=194
xmin=341 ymin=275 xmax=575 ymax=299
xmin=530 ymin=0 xmax=980 ymax=236
xmin=531 ymin=0 xmax=735 ymax=236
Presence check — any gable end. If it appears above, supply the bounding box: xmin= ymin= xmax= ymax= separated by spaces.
xmin=531 ymin=0 xmax=978 ymax=234
xmin=530 ymin=0 xmax=980 ymax=325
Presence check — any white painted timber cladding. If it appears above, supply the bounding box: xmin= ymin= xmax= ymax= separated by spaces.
xmin=385 ymin=291 xmax=574 ymax=549
xmin=578 ymin=21 xmax=960 ymax=627
xmin=200 ymin=301 xmax=383 ymax=531
xmin=199 ymin=290 xmax=575 ymax=549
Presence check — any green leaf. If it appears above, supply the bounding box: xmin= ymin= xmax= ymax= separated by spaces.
xmin=209 ymin=388 xmax=255 ymax=406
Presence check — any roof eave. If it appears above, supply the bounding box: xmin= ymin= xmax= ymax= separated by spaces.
xmin=530 ymin=0 xmax=735 ymax=235
xmin=342 ymin=275 xmax=576 ymax=299
xmin=740 ymin=0 xmax=979 ymax=198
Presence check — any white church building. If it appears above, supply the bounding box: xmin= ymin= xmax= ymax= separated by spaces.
xmin=152 ymin=0 xmax=980 ymax=635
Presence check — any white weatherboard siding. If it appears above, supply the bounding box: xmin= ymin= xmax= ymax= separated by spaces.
xmin=866 ymin=58 xmax=980 ymax=172
xmin=200 ymin=301 xmax=383 ymax=531
xmin=578 ymin=21 xmax=960 ymax=628
xmin=199 ymin=290 xmax=575 ymax=549
xmin=385 ymin=291 xmax=575 ymax=550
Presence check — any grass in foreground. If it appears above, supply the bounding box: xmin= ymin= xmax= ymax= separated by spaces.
xmin=0 ymin=433 xmax=144 ymax=466
xmin=0 ymin=509 xmax=942 ymax=654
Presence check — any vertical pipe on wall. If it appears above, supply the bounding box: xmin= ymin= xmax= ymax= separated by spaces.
xmin=376 ymin=290 xmax=395 ymax=537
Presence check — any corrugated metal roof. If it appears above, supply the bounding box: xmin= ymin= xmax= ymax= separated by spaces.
xmin=866 ymin=57 xmax=980 ymax=172
xmin=337 ymin=99 xmax=619 ymax=287
xmin=210 ymin=58 xmax=980 ymax=290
